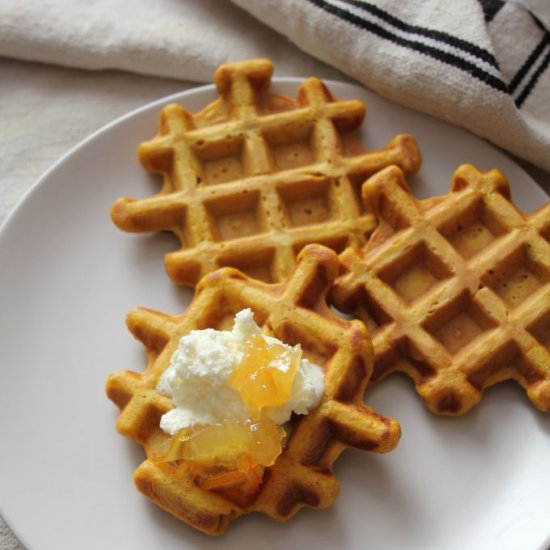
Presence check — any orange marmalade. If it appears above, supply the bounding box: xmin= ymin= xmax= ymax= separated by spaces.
xmin=155 ymin=309 xmax=325 ymax=493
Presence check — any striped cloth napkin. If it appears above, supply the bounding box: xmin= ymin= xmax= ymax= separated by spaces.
xmin=0 ymin=0 xmax=548 ymax=170
xmin=233 ymin=0 xmax=550 ymax=171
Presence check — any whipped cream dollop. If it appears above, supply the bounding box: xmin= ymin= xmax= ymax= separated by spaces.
xmin=156 ymin=309 xmax=325 ymax=435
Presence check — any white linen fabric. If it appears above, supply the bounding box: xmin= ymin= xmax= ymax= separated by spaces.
xmin=0 ymin=0 xmax=343 ymax=82
xmin=0 ymin=0 xmax=548 ymax=170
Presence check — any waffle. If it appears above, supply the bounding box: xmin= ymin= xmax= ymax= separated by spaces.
xmin=105 ymin=244 xmax=401 ymax=535
xmin=111 ymin=58 xmax=421 ymax=286
xmin=331 ymin=164 xmax=550 ymax=415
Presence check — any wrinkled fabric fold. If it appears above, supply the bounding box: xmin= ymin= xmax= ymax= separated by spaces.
xmin=232 ymin=0 xmax=550 ymax=171
xmin=0 ymin=0 xmax=548 ymax=171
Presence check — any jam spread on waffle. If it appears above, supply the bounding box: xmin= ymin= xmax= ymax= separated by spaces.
xmin=158 ymin=327 xmax=307 ymax=493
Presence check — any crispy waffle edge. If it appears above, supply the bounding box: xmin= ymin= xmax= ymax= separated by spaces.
xmin=106 ymin=244 xmax=401 ymax=534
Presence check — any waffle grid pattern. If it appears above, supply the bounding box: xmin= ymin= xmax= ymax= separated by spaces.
xmin=332 ymin=164 xmax=550 ymax=415
xmin=111 ymin=58 xmax=420 ymax=286
xmin=106 ymin=245 xmax=400 ymax=534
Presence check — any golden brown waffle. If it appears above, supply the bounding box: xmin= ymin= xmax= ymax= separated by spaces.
xmin=331 ymin=164 xmax=550 ymax=415
xmin=106 ymin=244 xmax=401 ymax=535
xmin=111 ymin=58 xmax=420 ymax=286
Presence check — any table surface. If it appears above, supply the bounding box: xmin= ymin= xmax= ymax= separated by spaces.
xmin=0 ymin=55 xmax=548 ymax=550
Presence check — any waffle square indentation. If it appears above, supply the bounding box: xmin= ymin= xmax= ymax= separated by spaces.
xmin=263 ymin=123 xmax=315 ymax=171
xmin=277 ymin=178 xmax=335 ymax=227
xmin=527 ymin=311 xmax=550 ymax=350
xmin=377 ymin=241 xmax=452 ymax=303
xmin=217 ymin=247 xmax=275 ymax=283
xmin=205 ymin=191 xmax=262 ymax=241
xmin=277 ymin=320 xmax=337 ymax=365
xmin=423 ymin=292 xmax=497 ymax=355
xmin=340 ymin=131 xmax=368 ymax=158
xmin=438 ymin=199 xmax=507 ymax=259
xmin=351 ymin=285 xmax=393 ymax=334
xmin=193 ymin=136 xmax=245 ymax=185
xmin=483 ymin=244 xmax=550 ymax=308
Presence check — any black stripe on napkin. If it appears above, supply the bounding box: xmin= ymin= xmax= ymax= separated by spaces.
xmin=306 ymin=0 xmax=508 ymax=93
xmin=344 ymin=0 xmax=498 ymax=66
xmin=509 ymin=32 xmax=550 ymax=95
xmin=477 ymin=0 xmax=505 ymax=23
xmin=515 ymin=47 xmax=550 ymax=108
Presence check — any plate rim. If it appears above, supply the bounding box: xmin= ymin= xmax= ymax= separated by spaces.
xmin=0 ymin=77 xmax=549 ymax=550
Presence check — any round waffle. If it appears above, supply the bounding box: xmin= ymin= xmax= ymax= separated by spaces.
xmin=111 ymin=58 xmax=420 ymax=286
xmin=106 ymin=244 xmax=401 ymax=535
xmin=331 ymin=164 xmax=550 ymax=415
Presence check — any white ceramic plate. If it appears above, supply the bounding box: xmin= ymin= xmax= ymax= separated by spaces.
xmin=0 ymin=80 xmax=548 ymax=550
